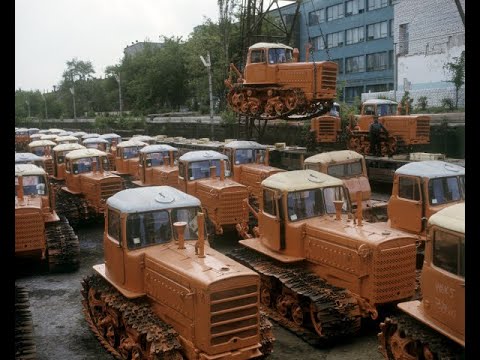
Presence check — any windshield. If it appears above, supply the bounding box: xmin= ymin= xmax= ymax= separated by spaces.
xmin=122 ymin=146 xmax=141 ymax=159
xmin=287 ymin=186 xmax=349 ymax=221
xmin=188 ymin=160 xmax=231 ymax=180
xmin=433 ymin=229 xmax=464 ymax=277
xmin=72 ymin=156 xmax=106 ymax=174
xmin=126 ymin=210 xmax=172 ymax=249
xmin=428 ymin=176 xmax=464 ymax=205
xmin=31 ymin=147 xmax=47 ymax=156
xmin=235 ymin=149 xmax=266 ymax=164
xmin=377 ymin=104 xmax=397 ymax=116
xmin=145 ymin=151 xmax=178 ymax=167
xmin=268 ymin=48 xmax=293 ymax=64
xmin=171 ymin=207 xmax=202 ymax=240
xmin=15 ymin=175 xmax=47 ymax=196
xmin=327 ymin=160 xmax=363 ymax=178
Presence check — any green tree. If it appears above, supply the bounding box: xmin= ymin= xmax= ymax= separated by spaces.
xmin=443 ymin=50 xmax=465 ymax=109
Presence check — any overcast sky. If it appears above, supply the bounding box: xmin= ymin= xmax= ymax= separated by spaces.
xmin=15 ymin=0 xmax=220 ymax=92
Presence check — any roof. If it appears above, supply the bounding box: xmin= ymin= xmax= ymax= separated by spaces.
xmin=107 ymin=186 xmax=201 ymax=213
xmin=83 ymin=137 xmax=108 ymax=144
xmin=15 ymin=153 xmax=43 ymax=163
xmin=304 ymin=150 xmax=364 ymax=164
xmin=40 ymin=135 xmax=58 ymax=140
xmin=140 ymin=144 xmax=178 ymax=153
xmin=117 ymin=140 xmax=148 ymax=148
xmin=249 ymin=42 xmax=293 ymax=50
xmin=48 ymin=128 xmax=63 ymax=133
xmin=71 ymin=132 xmax=88 ymax=137
xmin=55 ymin=135 xmax=78 ymax=142
xmin=100 ymin=133 xmax=121 ymax=140
xmin=28 ymin=140 xmax=56 ymax=147
xmin=428 ymin=203 xmax=464 ymax=235
xmin=15 ymin=164 xmax=46 ymax=176
xmin=395 ymin=161 xmax=465 ymax=179
xmin=65 ymin=148 xmax=107 ymax=160
xmin=363 ymin=99 xmax=398 ymax=105
xmin=262 ymin=169 xmax=343 ymax=191
xmin=224 ymin=140 xmax=267 ymax=150
xmin=179 ymin=150 xmax=228 ymax=162
xmin=132 ymin=135 xmax=155 ymax=142
xmin=53 ymin=143 xmax=86 ymax=152
xmin=82 ymin=133 xmax=101 ymax=139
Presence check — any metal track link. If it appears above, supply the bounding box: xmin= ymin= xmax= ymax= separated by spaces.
xmin=15 ymin=286 xmax=36 ymax=360
xmin=378 ymin=312 xmax=464 ymax=360
xmin=81 ymin=274 xmax=184 ymax=360
xmin=228 ymin=247 xmax=362 ymax=346
xmin=45 ymin=216 xmax=80 ymax=272
xmin=55 ymin=189 xmax=98 ymax=228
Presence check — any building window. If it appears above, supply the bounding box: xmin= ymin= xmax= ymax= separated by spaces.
xmin=309 ymin=9 xmax=325 ymax=25
xmin=389 ymin=50 xmax=394 ymax=69
xmin=327 ymin=31 xmax=344 ymax=48
xmin=327 ymin=3 xmax=344 ymax=21
xmin=367 ymin=0 xmax=388 ymax=11
xmin=367 ymin=21 xmax=388 ymax=40
xmin=366 ymin=52 xmax=388 ymax=71
xmin=365 ymin=84 xmax=389 ymax=92
xmin=346 ymin=26 xmax=365 ymax=45
xmin=399 ymin=23 xmax=409 ymax=55
xmin=345 ymin=0 xmax=365 ymax=16
xmin=345 ymin=86 xmax=364 ymax=103
xmin=313 ymin=36 xmax=326 ymax=50
xmin=346 ymin=55 xmax=365 ymax=73
xmin=332 ymin=58 xmax=344 ymax=74
xmin=389 ymin=19 xmax=394 ymax=37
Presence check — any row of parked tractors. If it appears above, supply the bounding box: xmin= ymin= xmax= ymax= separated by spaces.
xmin=15 ymin=125 xmax=465 ymax=360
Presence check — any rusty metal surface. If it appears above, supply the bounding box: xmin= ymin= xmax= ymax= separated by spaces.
xmin=15 ymin=285 xmax=36 ymax=360
xmin=45 ymin=216 xmax=80 ymax=272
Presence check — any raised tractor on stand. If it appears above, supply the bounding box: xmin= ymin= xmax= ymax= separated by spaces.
xmin=223 ymin=140 xmax=285 ymax=210
xmin=230 ymin=169 xmax=419 ymax=345
xmin=55 ymin=148 xmax=124 ymax=227
xmin=15 ymin=164 xmax=80 ymax=272
xmin=345 ymin=99 xmax=431 ymax=156
xmin=131 ymin=144 xmax=180 ymax=188
xmin=178 ymin=150 xmax=249 ymax=237
xmin=81 ymin=186 xmax=274 ymax=360
xmin=225 ymin=42 xmax=338 ymax=120
xmin=378 ymin=203 xmax=465 ymax=359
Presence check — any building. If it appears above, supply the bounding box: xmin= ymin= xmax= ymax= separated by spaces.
xmin=280 ymin=0 xmax=395 ymax=102
xmin=388 ymin=0 xmax=465 ymax=106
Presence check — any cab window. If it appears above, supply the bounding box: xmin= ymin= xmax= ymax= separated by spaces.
xmin=428 ymin=176 xmax=462 ymax=205
xmin=171 ymin=207 xmax=201 ymax=240
xmin=433 ymin=229 xmax=465 ymax=277
xmin=126 ymin=210 xmax=171 ymax=249
xmin=107 ymin=208 xmax=121 ymax=242
xmin=398 ymin=176 xmax=421 ymax=201
xmin=263 ymin=189 xmax=277 ymax=216
xmin=250 ymin=50 xmax=265 ymax=63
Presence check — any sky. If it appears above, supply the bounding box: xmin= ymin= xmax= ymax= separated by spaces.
xmin=15 ymin=0 xmax=220 ymax=92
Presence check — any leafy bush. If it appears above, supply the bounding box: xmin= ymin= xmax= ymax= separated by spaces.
xmin=441 ymin=98 xmax=455 ymax=110
xmin=400 ymin=91 xmax=414 ymax=115
xmin=416 ymin=96 xmax=428 ymax=111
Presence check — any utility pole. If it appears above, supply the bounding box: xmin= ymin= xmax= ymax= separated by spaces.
xmin=25 ymin=99 xmax=31 ymax=118
xmin=41 ymin=92 xmax=48 ymax=120
xmin=114 ymin=73 xmax=123 ymax=117
xmin=70 ymin=86 xmax=76 ymax=121
xmin=200 ymin=52 xmax=214 ymax=140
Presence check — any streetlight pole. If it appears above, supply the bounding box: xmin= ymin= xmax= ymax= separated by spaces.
xmin=70 ymin=86 xmax=76 ymax=121
xmin=25 ymin=99 xmax=31 ymax=118
xmin=114 ymin=73 xmax=123 ymax=117
xmin=200 ymin=52 xmax=214 ymax=140
xmin=41 ymin=92 xmax=48 ymax=120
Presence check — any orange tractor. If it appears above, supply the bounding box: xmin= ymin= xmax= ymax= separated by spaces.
xmin=378 ymin=202 xmax=465 ymax=359
xmin=225 ymin=42 xmax=338 ymax=120
xmin=81 ymin=185 xmax=274 ymax=359
xmin=223 ymin=140 xmax=285 ymax=209
xmin=15 ymin=164 xmax=80 ymax=271
xmin=132 ymin=144 xmax=179 ymax=188
xmin=55 ymin=148 xmax=124 ymax=227
xmin=112 ymin=139 xmax=148 ymax=187
xmin=28 ymin=139 xmax=56 ymax=176
xmin=347 ymin=99 xmax=430 ymax=156
xmin=230 ymin=169 xmax=419 ymax=344
xmin=178 ymin=150 xmax=249 ymax=236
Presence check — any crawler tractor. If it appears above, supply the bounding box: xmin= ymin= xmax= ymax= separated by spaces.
xmin=54 ymin=135 xmax=80 ymax=145
xmin=28 ymin=139 xmax=56 ymax=176
xmin=82 ymin=137 xmax=108 ymax=150
xmin=15 ymin=164 xmax=80 ymax=271
xmin=378 ymin=203 xmax=465 ymax=359
xmin=81 ymin=186 xmax=274 ymax=359
xmin=15 ymin=152 xmax=46 ymax=170
xmin=223 ymin=140 xmax=285 ymax=209
xmin=178 ymin=150 xmax=249 ymax=236
xmin=100 ymin=133 xmax=122 ymax=170
xmin=112 ymin=139 xmax=148 ymax=187
xmin=346 ymin=99 xmax=430 ymax=156
xmin=55 ymin=148 xmax=124 ymax=227
xmin=131 ymin=144 xmax=179 ymax=188
xmin=304 ymin=150 xmax=388 ymax=221
xmin=15 ymin=128 xmax=30 ymax=152
xmin=225 ymin=42 xmax=338 ymax=120
xmin=230 ymin=170 xmax=418 ymax=345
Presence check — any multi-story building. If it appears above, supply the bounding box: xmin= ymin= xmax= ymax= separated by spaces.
xmin=280 ymin=0 xmax=395 ymax=102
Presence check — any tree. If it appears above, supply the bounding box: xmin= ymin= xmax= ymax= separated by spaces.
xmin=443 ymin=50 xmax=465 ymax=109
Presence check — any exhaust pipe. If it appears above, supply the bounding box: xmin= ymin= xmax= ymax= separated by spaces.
xmin=356 ymin=191 xmax=363 ymax=226
xmin=169 ymin=151 xmax=174 ymax=167
xmin=333 ymin=200 xmax=343 ymax=220
xmin=174 ymin=221 xmax=187 ymax=249
xmin=163 ymin=155 xmax=170 ymax=167
xmin=265 ymin=149 xmax=270 ymax=166
xmin=210 ymin=165 xmax=216 ymax=179
xmin=220 ymin=160 xmax=225 ymax=181
xmin=195 ymin=212 xmax=206 ymax=258
xmin=17 ymin=175 xmax=24 ymax=202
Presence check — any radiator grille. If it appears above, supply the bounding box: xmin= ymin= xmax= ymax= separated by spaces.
xmin=373 ymin=243 xmax=416 ymax=304
xmin=210 ymin=285 xmax=259 ymax=346
xmin=415 ymin=119 xmax=430 ymax=139
xmin=15 ymin=209 xmax=45 ymax=252
xmin=320 ymin=65 xmax=337 ymax=90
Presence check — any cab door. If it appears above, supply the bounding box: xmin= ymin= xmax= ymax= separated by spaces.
xmin=258 ymin=189 xmax=284 ymax=251
xmin=388 ymin=175 xmax=423 ymax=233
